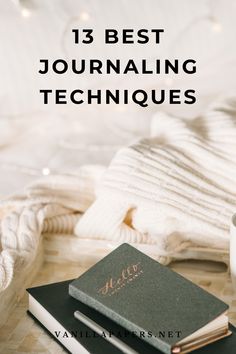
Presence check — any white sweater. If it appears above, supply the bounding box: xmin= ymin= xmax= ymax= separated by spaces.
xmin=76 ymin=97 xmax=236 ymax=257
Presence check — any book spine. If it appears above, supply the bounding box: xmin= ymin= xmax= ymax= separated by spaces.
xmin=69 ymin=284 xmax=171 ymax=354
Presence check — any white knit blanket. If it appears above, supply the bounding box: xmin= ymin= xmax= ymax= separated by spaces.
xmin=0 ymin=166 xmax=105 ymax=291
xmin=1 ymin=97 xmax=236 ymax=292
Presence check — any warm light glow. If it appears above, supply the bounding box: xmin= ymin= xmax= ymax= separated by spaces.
xmin=211 ymin=20 xmax=222 ymax=33
xmin=80 ymin=11 xmax=90 ymax=22
xmin=42 ymin=167 xmax=51 ymax=176
xmin=21 ymin=7 xmax=31 ymax=18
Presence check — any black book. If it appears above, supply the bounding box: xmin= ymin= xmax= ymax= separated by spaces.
xmin=27 ymin=279 xmax=236 ymax=354
xmin=27 ymin=279 xmax=180 ymax=354
xmin=69 ymin=243 xmax=230 ymax=354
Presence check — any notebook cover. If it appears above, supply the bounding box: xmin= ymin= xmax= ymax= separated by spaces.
xmin=69 ymin=243 xmax=229 ymax=354
xmin=27 ymin=279 xmax=236 ymax=354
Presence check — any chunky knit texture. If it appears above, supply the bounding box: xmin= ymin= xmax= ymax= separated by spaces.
xmin=75 ymin=97 xmax=236 ymax=257
xmin=0 ymin=166 xmax=105 ymax=291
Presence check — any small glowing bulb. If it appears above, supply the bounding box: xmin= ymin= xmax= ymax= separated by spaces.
xmin=212 ymin=22 xmax=222 ymax=32
xmin=211 ymin=20 xmax=222 ymax=33
xmin=80 ymin=11 xmax=90 ymax=22
xmin=42 ymin=167 xmax=51 ymax=176
xmin=21 ymin=7 xmax=31 ymax=18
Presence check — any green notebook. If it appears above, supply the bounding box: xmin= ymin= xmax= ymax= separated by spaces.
xmin=69 ymin=243 xmax=230 ymax=354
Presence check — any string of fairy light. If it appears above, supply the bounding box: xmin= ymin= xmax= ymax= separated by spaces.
xmin=5 ymin=0 xmax=224 ymax=177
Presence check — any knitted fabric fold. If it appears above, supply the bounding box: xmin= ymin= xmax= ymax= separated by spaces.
xmin=75 ymin=97 xmax=236 ymax=261
xmin=0 ymin=165 xmax=105 ymax=291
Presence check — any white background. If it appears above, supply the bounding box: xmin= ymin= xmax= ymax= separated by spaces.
xmin=0 ymin=0 xmax=236 ymax=196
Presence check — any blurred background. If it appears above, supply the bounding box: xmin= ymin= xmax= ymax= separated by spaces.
xmin=0 ymin=0 xmax=236 ymax=196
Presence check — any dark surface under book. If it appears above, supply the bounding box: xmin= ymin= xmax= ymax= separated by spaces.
xmin=27 ymin=279 xmax=236 ymax=354
xmin=69 ymin=244 xmax=229 ymax=354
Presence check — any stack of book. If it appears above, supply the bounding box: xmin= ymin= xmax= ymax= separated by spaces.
xmin=27 ymin=244 xmax=236 ymax=354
